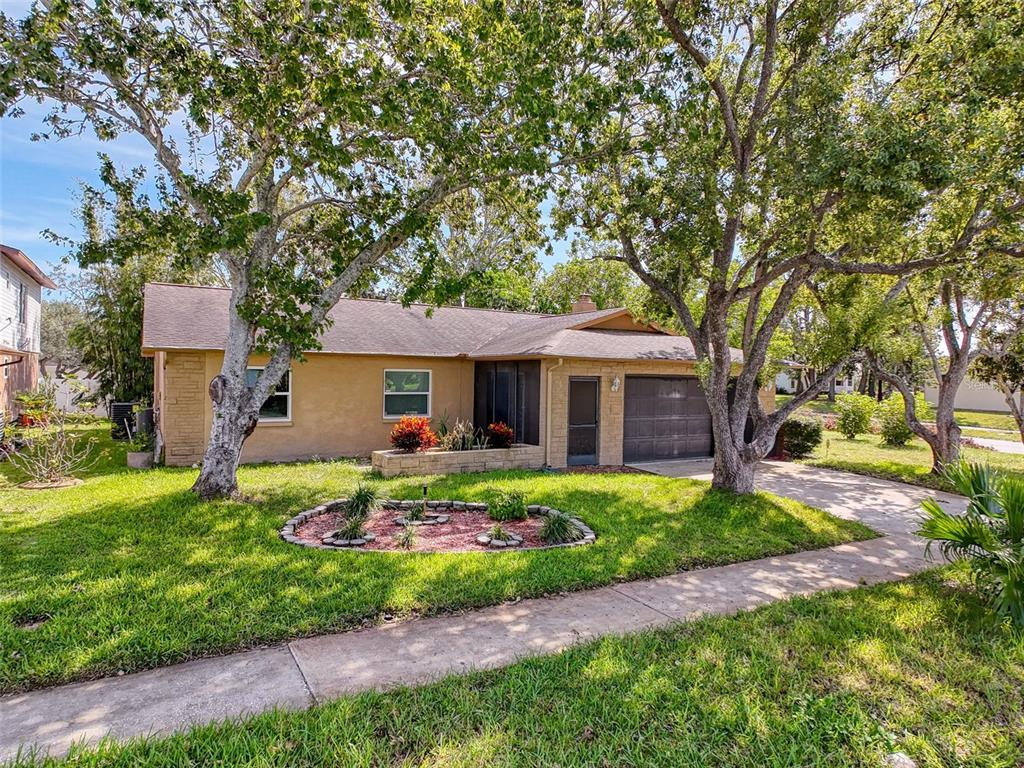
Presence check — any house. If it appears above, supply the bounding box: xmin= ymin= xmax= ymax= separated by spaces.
xmin=0 ymin=244 xmax=57 ymax=421
xmin=924 ymin=376 xmax=1018 ymax=415
xmin=775 ymin=363 xmax=856 ymax=397
xmin=142 ymin=283 xmax=774 ymax=468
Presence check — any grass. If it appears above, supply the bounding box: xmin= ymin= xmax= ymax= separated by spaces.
xmin=777 ymin=393 xmax=1020 ymax=431
xmin=961 ymin=426 xmax=1022 ymax=442
xmin=803 ymin=429 xmax=1024 ymax=491
xmin=10 ymin=570 xmax=1023 ymax=768
xmin=0 ymin=422 xmax=872 ymax=694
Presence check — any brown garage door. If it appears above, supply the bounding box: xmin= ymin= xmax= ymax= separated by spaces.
xmin=623 ymin=376 xmax=713 ymax=462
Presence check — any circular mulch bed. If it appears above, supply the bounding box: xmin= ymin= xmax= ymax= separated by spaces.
xmin=281 ymin=500 xmax=595 ymax=553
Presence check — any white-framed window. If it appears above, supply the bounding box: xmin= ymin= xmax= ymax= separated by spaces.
xmin=383 ymin=369 xmax=431 ymax=419
xmin=245 ymin=367 xmax=291 ymax=422
xmin=2 ymin=356 xmax=8 ymax=379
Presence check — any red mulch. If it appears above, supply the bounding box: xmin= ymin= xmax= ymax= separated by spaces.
xmin=294 ymin=507 xmax=547 ymax=553
xmin=559 ymin=465 xmax=649 ymax=475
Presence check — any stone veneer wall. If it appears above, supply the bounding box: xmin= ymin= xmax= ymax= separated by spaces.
xmin=372 ymin=444 xmax=546 ymax=478
xmin=159 ymin=351 xmax=208 ymax=466
xmin=543 ymin=358 xmax=776 ymax=469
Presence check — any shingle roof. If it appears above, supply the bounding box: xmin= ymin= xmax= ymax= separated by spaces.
xmin=0 ymin=244 xmax=57 ymax=289
xmin=142 ymin=282 xmax=706 ymax=362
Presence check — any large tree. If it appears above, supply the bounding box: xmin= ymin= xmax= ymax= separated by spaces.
xmin=973 ymin=333 xmax=1024 ymax=444
xmin=557 ymin=0 xmax=1019 ymax=492
xmin=2 ymin=0 xmax=600 ymax=498
xmin=534 ymin=244 xmax=640 ymax=314
xmin=865 ymin=0 xmax=1024 ymax=473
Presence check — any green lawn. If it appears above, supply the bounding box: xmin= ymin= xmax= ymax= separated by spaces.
xmin=777 ymin=393 xmax=1020 ymax=432
xmin=12 ymin=571 xmax=1022 ymax=768
xmin=803 ymin=429 xmax=1024 ymax=491
xmin=0 ymin=423 xmax=872 ymax=694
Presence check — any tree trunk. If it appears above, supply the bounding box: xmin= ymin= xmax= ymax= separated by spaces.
xmin=930 ymin=386 xmax=962 ymax=474
xmin=190 ymin=286 xmax=291 ymax=500
xmin=711 ymin=441 xmax=757 ymax=493
xmin=191 ymin=383 xmax=259 ymax=500
xmin=827 ymin=376 xmax=836 ymax=402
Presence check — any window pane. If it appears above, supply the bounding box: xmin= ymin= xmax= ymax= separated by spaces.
xmin=385 ymin=370 xmax=429 ymax=393
xmin=246 ymin=368 xmax=289 ymax=393
xmin=259 ymin=394 xmax=289 ymax=419
xmin=384 ymin=393 xmax=429 ymax=417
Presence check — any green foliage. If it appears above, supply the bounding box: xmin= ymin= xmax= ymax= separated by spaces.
xmin=487 ymin=524 xmax=511 ymax=541
xmin=919 ymin=462 xmax=1024 ymax=626
xmin=783 ymin=418 xmax=823 ymax=459
xmin=40 ymin=301 xmax=86 ymax=374
xmin=533 ymin=247 xmax=641 ymax=314
xmin=346 ymin=484 xmax=380 ymax=520
xmin=489 ymin=488 xmax=528 ymax=522
xmin=126 ymin=430 xmax=154 ymax=453
xmin=540 ymin=510 xmax=583 ymax=545
xmin=878 ymin=393 xmax=932 ymax=447
xmin=436 ymin=418 xmax=489 ymax=452
xmin=395 ymin=526 xmax=416 ymax=551
xmin=835 ymin=394 xmax=877 ymax=439
xmin=336 ymin=515 xmax=367 ymax=541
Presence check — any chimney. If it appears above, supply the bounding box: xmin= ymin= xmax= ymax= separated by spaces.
xmin=571 ymin=293 xmax=597 ymax=314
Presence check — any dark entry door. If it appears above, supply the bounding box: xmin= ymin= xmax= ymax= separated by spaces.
xmin=623 ymin=376 xmax=713 ymax=461
xmin=567 ymin=377 xmax=599 ymax=465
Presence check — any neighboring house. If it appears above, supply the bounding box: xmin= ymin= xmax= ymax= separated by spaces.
xmin=142 ymin=284 xmax=774 ymax=468
xmin=776 ymin=363 xmax=856 ymax=397
xmin=0 ymin=244 xmax=57 ymax=421
xmin=924 ymin=376 xmax=1015 ymax=414
xmin=40 ymin=359 xmax=107 ymax=416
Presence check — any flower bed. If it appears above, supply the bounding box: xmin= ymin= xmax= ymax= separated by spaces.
xmin=371 ymin=444 xmax=546 ymax=478
xmin=280 ymin=498 xmax=595 ymax=553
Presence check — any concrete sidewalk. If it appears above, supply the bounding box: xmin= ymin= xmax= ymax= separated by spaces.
xmin=0 ymin=463 xmax=964 ymax=763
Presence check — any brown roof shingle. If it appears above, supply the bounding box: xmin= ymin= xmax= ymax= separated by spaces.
xmin=142 ymin=282 xmax=707 ymax=362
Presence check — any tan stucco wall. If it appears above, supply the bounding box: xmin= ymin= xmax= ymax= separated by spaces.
xmin=542 ymin=358 xmax=776 ymax=468
xmin=157 ymin=351 xmax=475 ymax=466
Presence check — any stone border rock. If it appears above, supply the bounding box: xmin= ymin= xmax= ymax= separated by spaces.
xmin=280 ymin=499 xmax=596 ymax=552
xmin=476 ymin=531 xmax=524 ymax=549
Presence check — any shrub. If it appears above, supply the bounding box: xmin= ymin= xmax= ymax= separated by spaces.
xmin=487 ymin=422 xmax=515 ymax=449
xmin=918 ymin=462 xmax=1024 ymax=626
xmin=8 ymin=412 xmax=97 ymax=484
xmin=834 ymin=393 xmax=876 ymax=438
xmin=388 ymin=416 xmax=438 ymax=453
xmin=783 ymin=418 xmax=822 ymax=459
xmin=126 ymin=429 xmax=155 ymax=453
xmin=878 ymin=392 xmax=932 ymax=446
xmin=540 ymin=510 xmax=583 ymax=545
xmin=488 ymin=524 xmax=511 ymax=541
xmin=489 ymin=488 xmax=528 ymax=521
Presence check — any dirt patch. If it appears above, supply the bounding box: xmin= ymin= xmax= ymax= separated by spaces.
xmin=294 ymin=506 xmax=546 ymax=552
xmin=15 ymin=614 xmax=50 ymax=630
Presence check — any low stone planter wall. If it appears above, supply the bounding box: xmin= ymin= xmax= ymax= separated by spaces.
xmin=371 ymin=444 xmax=546 ymax=478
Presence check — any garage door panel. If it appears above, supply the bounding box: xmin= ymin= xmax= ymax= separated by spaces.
xmin=623 ymin=375 xmax=712 ymax=462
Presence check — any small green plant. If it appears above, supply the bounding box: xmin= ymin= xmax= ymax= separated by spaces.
xmin=336 ymin=515 xmax=367 ymax=540
xmin=918 ymin=461 xmax=1024 ymax=626
xmin=782 ymin=418 xmax=822 ymax=459
xmin=395 ymin=525 xmax=416 ymax=550
xmin=489 ymin=488 xmax=528 ymax=521
xmin=347 ymin=483 xmax=380 ymax=518
xmin=878 ymin=392 xmax=932 ymax=446
xmin=488 ymin=524 xmax=510 ymax=541
xmin=126 ymin=430 xmax=155 ymax=452
xmin=540 ymin=511 xmax=583 ymax=545
xmin=835 ymin=393 xmax=876 ymax=439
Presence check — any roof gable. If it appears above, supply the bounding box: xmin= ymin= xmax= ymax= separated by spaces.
xmin=0 ymin=245 xmax=57 ymax=289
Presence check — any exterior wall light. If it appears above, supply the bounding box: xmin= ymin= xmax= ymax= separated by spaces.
xmin=611 ymin=375 xmax=621 ymax=393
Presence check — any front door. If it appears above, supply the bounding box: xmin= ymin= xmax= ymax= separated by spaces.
xmin=567 ymin=377 xmax=599 ymax=465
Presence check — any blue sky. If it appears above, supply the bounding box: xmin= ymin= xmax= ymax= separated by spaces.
xmin=0 ymin=0 xmax=569 ymax=293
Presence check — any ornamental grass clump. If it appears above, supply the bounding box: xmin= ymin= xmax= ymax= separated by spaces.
xmin=339 ymin=483 xmax=379 ymax=539
xmin=540 ymin=510 xmax=583 ymax=545
xmin=489 ymin=488 xmax=528 ymax=521
xmin=918 ymin=461 xmax=1024 ymax=626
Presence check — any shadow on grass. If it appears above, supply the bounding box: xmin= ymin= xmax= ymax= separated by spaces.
xmin=1 ymin=463 xmax=871 ymax=693
xmin=12 ymin=573 xmax=1020 ymax=768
